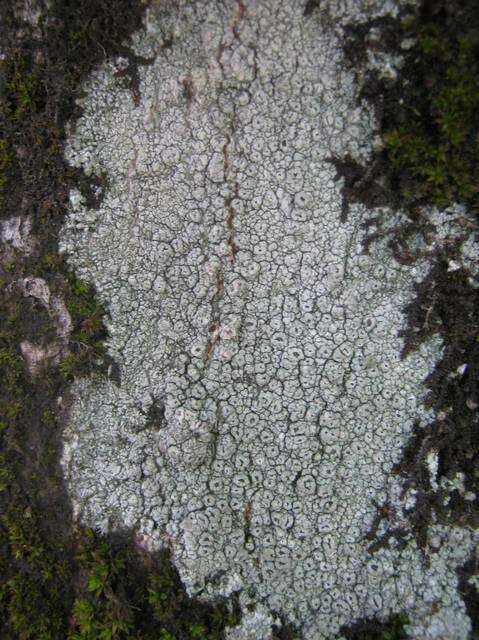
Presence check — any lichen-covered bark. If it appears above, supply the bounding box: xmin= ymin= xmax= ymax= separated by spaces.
xmin=59 ymin=1 xmax=478 ymax=638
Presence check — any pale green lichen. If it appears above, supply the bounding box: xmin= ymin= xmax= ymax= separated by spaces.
xmin=60 ymin=1 xmax=478 ymax=638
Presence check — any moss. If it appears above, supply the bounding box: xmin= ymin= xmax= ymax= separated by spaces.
xmin=64 ymin=274 xmax=108 ymax=378
xmin=383 ymin=10 xmax=479 ymax=210
xmin=7 ymin=66 xmax=41 ymax=124
xmin=0 ymin=139 xmax=13 ymax=194
xmin=59 ymin=352 xmax=76 ymax=381
xmin=69 ymin=528 xmax=240 ymax=640
xmin=341 ymin=612 xmax=409 ymax=640
xmin=0 ymin=495 xmax=72 ymax=639
xmin=0 ymin=280 xmax=73 ymax=639
xmin=70 ymin=532 xmax=134 ymax=639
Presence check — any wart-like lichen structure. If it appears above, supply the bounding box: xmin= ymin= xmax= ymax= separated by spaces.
xmin=59 ymin=1 xmax=478 ymax=638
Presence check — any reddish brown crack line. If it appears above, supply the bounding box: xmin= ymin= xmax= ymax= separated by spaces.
xmin=226 ymin=182 xmax=239 ymax=264
xmin=244 ymin=495 xmax=254 ymax=548
xmin=222 ymin=133 xmax=231 ymax=177
xmin=217 ymin=1 xmax=248 ymax=265
xmin=182 ymin=76 xmax=195 ymax=108
xmin=222 ymin=130 xmax=239 ymax=264
xmin=231 ymin=0 xmax=246 ymax=38
xmin=217 ymin=0 xmax=247 ymax=72
xmin=245 ymin=496 xmax=253 ymax=523
xmin=203 ymin=268 xmax=224 ymax=365
xmin=231 ymin=0 xmax=258 ymax=82
xmin=204 ymin=0 xmax=247 ymax=362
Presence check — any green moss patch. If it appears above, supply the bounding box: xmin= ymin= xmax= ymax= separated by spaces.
xmin=69 ymin=529 xmax=240 ymax=640
xmin=383 ymin=3 xmax=479 ymax=211
xmin=341 ymin=612 xmax=409 ymax=640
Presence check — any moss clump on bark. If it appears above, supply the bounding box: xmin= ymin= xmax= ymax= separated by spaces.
xmin=341 ymin=612 xmax=409 ymax=640
xmin=383 ymin=3 xmax=479 ymax=211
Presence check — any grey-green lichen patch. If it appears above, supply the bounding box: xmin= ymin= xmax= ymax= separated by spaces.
xmin=59 ymin=1 xmax=478 ymax=638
